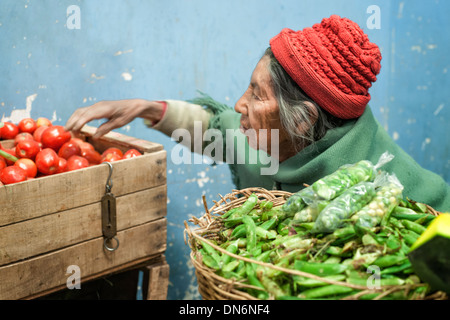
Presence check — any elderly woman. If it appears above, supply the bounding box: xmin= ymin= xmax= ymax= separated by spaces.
xmin=65 ymin=15 xmax=450 ymax=212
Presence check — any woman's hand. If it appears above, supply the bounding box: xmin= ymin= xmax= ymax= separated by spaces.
xmin=64 ymin=99 xmax=164 ymax=138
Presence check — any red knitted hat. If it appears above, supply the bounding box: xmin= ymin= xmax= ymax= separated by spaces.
xmin=270 ymin=15 xmax=382 ymax=119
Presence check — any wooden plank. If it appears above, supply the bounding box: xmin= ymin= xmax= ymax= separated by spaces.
xmin=0 ymin=219 xmax=167 ymax=300
xmin=0 ymin=150 xmax=166 ymax=226
xmin=28 ymin=254 xmax=166 ymax=300
xmin=0 ymin=185 xmax=167 ymax=266
xmin=146 ymin=260 xmax=170 ymax=300
xmin=77 ymin=125 xmax=164 ymax=154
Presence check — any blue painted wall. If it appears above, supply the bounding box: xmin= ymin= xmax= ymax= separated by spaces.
xmin=1 ymin=0 xmax=448 ymax=299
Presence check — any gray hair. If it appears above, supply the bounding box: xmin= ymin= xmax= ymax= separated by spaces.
xmin=264 ymin=47 xmax=346 ymax=151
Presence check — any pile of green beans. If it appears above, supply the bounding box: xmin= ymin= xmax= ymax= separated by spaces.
xmin=195 ymin=193 xmax=437 ymax=300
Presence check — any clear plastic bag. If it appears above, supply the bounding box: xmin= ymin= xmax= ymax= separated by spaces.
xmin=351 ymin=172 xmax=404 ymax=228
xmin=311 ymin=181 xmax=377 ymax=233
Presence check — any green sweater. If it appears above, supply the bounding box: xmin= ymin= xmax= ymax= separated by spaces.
xmin=151 ymin=97 xmax=450 ymax=212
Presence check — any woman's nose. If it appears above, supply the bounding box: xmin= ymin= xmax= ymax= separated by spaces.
xmin=234 ymin=91 xmax=248 ymax=115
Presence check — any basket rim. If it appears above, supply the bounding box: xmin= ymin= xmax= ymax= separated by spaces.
xmin=184 ymin=187 xmax=447 ymax=300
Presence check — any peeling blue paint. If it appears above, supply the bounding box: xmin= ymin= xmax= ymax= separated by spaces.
xmin=1 ymin=0 xmax=448 ymax=300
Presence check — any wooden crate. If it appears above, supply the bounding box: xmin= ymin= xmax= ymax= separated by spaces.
xmin=0 ymin=126 xmax=168 ymax=300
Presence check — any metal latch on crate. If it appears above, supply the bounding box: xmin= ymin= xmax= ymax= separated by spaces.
xmin=102 ymin=162 xmax=119 ymax=252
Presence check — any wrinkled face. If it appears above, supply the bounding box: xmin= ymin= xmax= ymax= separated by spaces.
xmin=234 ymin=55 xmax=293 ymax=159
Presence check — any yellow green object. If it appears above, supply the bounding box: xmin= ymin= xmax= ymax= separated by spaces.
xmin=408 ymin=213 xmax=450 ymax=294
xmin=410 ymin=213 xmax=450 ymax=250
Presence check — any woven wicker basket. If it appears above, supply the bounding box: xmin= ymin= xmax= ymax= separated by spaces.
xmin=184 ymin=187 xmax=448 ymax=300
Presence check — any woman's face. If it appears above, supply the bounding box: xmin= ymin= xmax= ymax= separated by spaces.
xmin=234 ymin=55 xmax=295 ymax=161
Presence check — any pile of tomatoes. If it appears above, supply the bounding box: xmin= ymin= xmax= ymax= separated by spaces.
xmin=0 ymin=117 xmax=142 ymax=185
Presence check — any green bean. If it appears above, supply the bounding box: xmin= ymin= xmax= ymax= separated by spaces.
xmin=325 ymin=246 xmax=352 ymax=257
xmin=333 ymin=225 xmax=356 ymax=239
xmin=380 ymin=260 xmax=412 ymax=275
xmin=400 ymin=229 xmax=420 ymax=247
xmin=220 ymin=207 xmax=239 ymax=220
xmin=401 ymin=219 xmax=427 ymax=235
xmin=293 ymin=274 xmax=347 ymax=288
xmin=230 ymin=224 xmax=247 ymax=239
xmin=242 ymin=215 xmax=257 ymax=252
xmin=257 ymin=268 xmax=288 ymax=298
xmin=200 ymin=241 xmax=222 ymax=268
xmin=346 ymin=276 xmax=405 ymax=286
xmin=371 ymin=254 xmax=408 ymax=268
xmin=222 ymin=259 xmax=240 ymax=273
xmin=220 ymin=271 xmax=242 ymax=280
xmin=323 ymin=256 xmax=342 ymax=264
xmin=299 ymin=284 xmax=354 ymax=299
xmin=233 ymin=193 xmax=259 ymax=217
xmin=245 ymin=263 xmax=269 ymax=299
xmin=281 ymin=237 xmax=314 ymax=251
xmin=224 ymin=215 xmax=259 ymax=228
xmin=294 ymin=260 xmax=348 ymax=276
xmin=255 ymin=226 xmax=277 ymax=240
xmin=259 ymin=200 xmax=273 ymax=211
xmin=221 ymin=240 xmax=239 ymax=265
xmin=201 ymin=251 xmax=220 ymax=270
xmin=259 ymin=217 xmax=278 ymax=230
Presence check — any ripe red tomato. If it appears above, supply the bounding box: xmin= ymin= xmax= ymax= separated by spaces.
xmin=36 ymin=117 xmax=52 ymax=127
xmin=18 ymin=118 xmax=37 ymax=134
xmin=0 ymin=166 xmax=28 ymax=185
xmin=33 ymin=125 xmax=48 ymax=142
xmin=66 ymin=155 xmax=89 ymax=171
xmin=58 ymin=140 xmax=81 ymax=160
xmin=0 ymin=157 xmax=6 ymax=171
xmin=56 ymin=157 xmax=68 ymax=173
xmin=14 ymin=132 xmax=34 ymax=146
xmin=35 ymin=148 xmax=60 ymax=175
xmin=81 ymin=148 xmax=102 ymax=164
xmin=1 ymin=148 xmax=18 ymax=166
xmin=1 ymin=122 xmax=19 ymax=140
xmin=123 ymin=148 xmax=142 ymax=159
xmin=16 ymin=139 xmax=41 ymax=159
xmin=41 ymin=125 xmax=72 ymax=151
xmin=101 ymin=147 xmax=123 ymax=159
xmin=101 ymin=152 xmax=122 ymax=163
xmin=14 ymin=158 xmax=38 ymax=178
